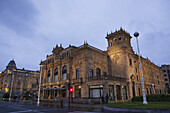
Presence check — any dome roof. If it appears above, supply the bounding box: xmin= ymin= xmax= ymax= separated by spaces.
xmin=8 ymin=59 xmax=16 ymax=67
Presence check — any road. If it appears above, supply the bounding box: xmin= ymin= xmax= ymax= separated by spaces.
xmin=0 ymin=101 xmax=72 ymax=113
xmin=1 ymin=101 xmax=169 ymax=113
xmin=0 ymin=101 xmax=110 ymax=113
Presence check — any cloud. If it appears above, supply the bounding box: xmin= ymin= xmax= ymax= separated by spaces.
xmin=0 ymin=0 xmax=170 ymax=72
xmin=0 ymin=0 xmax=39 ymax=37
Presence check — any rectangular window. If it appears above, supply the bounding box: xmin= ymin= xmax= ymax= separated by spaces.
xmin=129 ymin=59 xmax=132 ymax=65
xmin=75 ymin=85 xmax=81 ymax=98
xmin=89 ymin=85 xmax=103 ymax=98
xmin=109 ymin=85 xmax=114 ymax=101
xmin=116 ymin=85 xmax=121 ymax=100
xmin=89 ymin=69 xmax=93 ymax=77
xmin=123 ymin=86 xmax=127 ymax=100
xmin=76 ymin=69 xmax=80 ymax=79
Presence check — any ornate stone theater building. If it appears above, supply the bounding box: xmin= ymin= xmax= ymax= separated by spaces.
xmin=40 ymin=28 xmax=165 ymax=103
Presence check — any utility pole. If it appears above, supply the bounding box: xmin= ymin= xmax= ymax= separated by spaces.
xmin=37 ymin=65 xmax=43 ymax=106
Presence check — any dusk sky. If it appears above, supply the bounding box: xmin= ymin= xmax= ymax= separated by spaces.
xmin=0 ymin=0 xmax=170 ymax=72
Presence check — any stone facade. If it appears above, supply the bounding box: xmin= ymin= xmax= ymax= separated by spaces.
xmin=162 ymin=65 xmax=170 ymax=94
xmin=0 ymin=60 xmax=39 ymax=98
xmin=40 ymin=28 xmax=165 ymax=103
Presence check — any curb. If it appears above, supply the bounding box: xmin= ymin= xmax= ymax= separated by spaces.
xmin=104 ymin=106 xmax=170 ymax=113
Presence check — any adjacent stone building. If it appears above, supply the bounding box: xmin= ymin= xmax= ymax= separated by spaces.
xmin=0 ymin=60 xmax=39 ymax=98
xmin=162 ymin=65 xmax=170 ymax=94
xmin=40 ymin=28 xmax=165 ymax=103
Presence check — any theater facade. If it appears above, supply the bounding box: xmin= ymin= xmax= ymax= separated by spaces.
xmin=40 ymin=28 xmax=165 ymax=103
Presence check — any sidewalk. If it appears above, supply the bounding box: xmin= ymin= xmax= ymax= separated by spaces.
xmin=103 ymin=105 xmax=170 ymax=113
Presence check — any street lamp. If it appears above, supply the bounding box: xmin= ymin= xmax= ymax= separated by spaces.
xmin=134 ymin=32 xmax=148 ymax=105
xmin=37 ymin=65 xmax=43 ymax=106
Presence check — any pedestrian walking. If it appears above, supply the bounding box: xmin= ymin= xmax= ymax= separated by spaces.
xmin=105 ymin=94 xmax=109 ymax=104
xmin=60 ymin=100 xmax=63 ymax=108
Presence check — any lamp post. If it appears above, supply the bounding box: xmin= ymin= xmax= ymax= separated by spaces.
xmin=134 ymin=32 xmax=148 ymax=104
xmin=9 ymin=73 xmax=14 ymax=101
xmin=37 ymin=65 xmax=43 ymax=106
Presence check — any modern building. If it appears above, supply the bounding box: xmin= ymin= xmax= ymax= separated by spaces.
xmin=0 ymin=60 xmax=39 ymax=98
xmin=40 ymin=28 xmax=165 ymax=103
xmin=162 ymin=65 xmax=170 ymax=94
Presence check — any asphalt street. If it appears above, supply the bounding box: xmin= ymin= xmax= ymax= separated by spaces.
xmin=1 ymin=101 xmax=170 ymax=113
xmin=0 ymin=101 xmax=110 ymax=113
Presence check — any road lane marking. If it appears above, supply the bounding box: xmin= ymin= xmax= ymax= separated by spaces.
xmin=10 ymin=110 xmax=44 ymax=113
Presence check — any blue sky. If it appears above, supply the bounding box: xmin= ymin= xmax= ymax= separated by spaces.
xmin=0 ymin=0 xmax=170 ymax=71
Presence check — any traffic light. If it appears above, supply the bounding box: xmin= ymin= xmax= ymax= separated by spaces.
xmin=69 ymin=88 xmax=73 ymax=93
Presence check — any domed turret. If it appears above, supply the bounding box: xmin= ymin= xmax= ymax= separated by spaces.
xmin=6 ymin=59 xmax=16 ymax=70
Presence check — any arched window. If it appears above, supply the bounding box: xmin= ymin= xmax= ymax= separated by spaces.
xmin=89 ymin=69 xmax=93 ymax=77
xmin=114 ymin=38 xmax=117 ymax=44
xmin=96 ymin=68 xmax=101 ymax=76
xmin=47 ymin=70 xmax=51 ymax=82
xmin=55 ymin=68 xmax=58 ymax=82
xmin=62 ymin=65 xmax=67 ymax=80
xmin=118 ymin=37 xmax=121 ymax=43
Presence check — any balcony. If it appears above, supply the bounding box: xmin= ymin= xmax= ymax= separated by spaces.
xmin=87 ymin=75 xmax=126 ymax=82
xmin=71 ymin=78 xmax=82 ymax=84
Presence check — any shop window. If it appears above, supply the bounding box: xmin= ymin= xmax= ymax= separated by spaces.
xmin=89 ymin=85 xmax=103 ymax=98
xmin=75 ymin=85 xmax=81 ymax=98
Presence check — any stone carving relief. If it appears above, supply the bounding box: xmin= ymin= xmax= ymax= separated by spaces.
xmin=111 ymin=54 xmax=120 ymax=64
